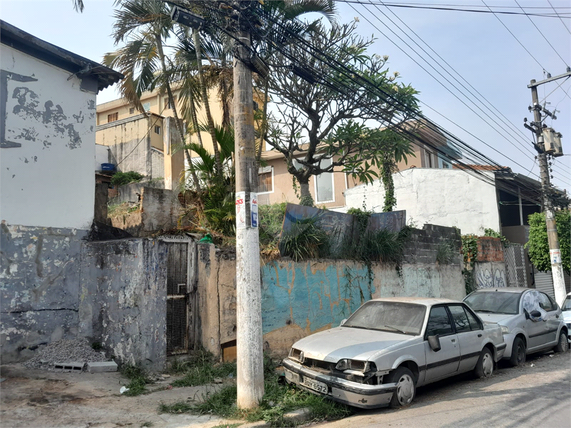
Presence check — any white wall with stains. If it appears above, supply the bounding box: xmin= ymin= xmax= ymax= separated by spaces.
xmin=1 ymin=44 xmax=97 ymax=229
xmin=344 ymin=168 xmax=501 ymax=235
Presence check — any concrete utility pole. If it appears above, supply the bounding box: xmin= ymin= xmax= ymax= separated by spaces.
xmin=527 ymin=69 xmax=570 ymax=305
xmin=170 ymin=2 xmax=264 ymax=408
xmin=233 ymin=1 xmax=264 ymax=409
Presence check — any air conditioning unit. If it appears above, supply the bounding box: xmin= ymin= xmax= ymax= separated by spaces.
xmin=542 ymin=128 xmax=563 ymax=157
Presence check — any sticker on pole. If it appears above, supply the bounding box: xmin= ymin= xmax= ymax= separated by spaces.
xmin=251 ymin=193 xmax=258 ymax=228
xmin=236 ymin=191 xmax=246 ymax=230
xmin=550 ymin=249 xmax=561 ymax=264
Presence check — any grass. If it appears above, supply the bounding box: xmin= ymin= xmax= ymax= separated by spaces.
xmin=169 ymin=349 xmax=236 ymax=387
xmin=159 ymin=355 xmax=353 ymax=427
xmin=120 ymin=364 xmax=153 ymax=396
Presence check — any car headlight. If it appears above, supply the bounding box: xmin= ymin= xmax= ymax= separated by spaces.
xmin=335 ymin=359 xmax=376 ymax=374
xmin=501 ymin=325 xmax=510 ymax=334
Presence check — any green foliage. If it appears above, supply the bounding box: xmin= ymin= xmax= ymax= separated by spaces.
xmin=483 ymin=228 xmax=510 ymax=247
xmin=120 ymin=364 xmax=152 ymax=396
xmin=159 ymin=355 xmax=352 ymax=427
xmin=436 ymin=243 xmax=456 ymax=265
xmin=279 ymin=216 xmax=329 ymax=261
xmin=111 ymin=171 xmax=144 ymax=186
xmin=526 ymin=210 xmax=570 ymax=274
xmin=461 ymin=235 xmax=479 ymax=294
xmin=171 ymin=353 xmax=236 ymax=387
xmin=259 ymin=203 xmax=287 ymax=247
xmin=201 ymin=179 xmax=236 ymax=237
xmin=266 ymin=20 xmax=418 ymax=204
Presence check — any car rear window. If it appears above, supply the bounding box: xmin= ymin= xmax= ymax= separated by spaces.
xmin=344 ymin=301 xmax=426 ymax=335
xmin=464 ymin=291 xmax=520 ymax=315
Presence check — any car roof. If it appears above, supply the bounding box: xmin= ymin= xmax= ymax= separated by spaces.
xmin=468 ymin=287 xmax=530 ymax=295
xmin=369 ymin=296 xmax=458 ymax=306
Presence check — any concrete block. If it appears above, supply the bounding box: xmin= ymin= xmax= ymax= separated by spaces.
xmin=283 ymin=407 xmax=311 ymax=423
xmin=86 ymin=361 xmax=118 ymax=373
xmin=54 ymin=362 xmax=85 ymax=371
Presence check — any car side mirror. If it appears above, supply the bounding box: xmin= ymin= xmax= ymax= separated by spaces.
xmin=428 ymin=335 xmax=441 ymax=352
xmin=530 ymin=310 xmax=541 ymax=318
xmin=340 ymin=319 xmax=347 ymax=327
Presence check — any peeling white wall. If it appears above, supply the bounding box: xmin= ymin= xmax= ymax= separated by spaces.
xmin=0 ymin=45 xmax=96 ymax=229
xmin=344 ymin=169 xmax=500 ymax=235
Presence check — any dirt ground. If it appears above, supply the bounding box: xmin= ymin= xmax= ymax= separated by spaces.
xmin=0 ymin=364 xmax=235 ymax=428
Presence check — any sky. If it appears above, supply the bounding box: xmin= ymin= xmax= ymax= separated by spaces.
xmin=1 ymin=0 xmax=570 ymax=194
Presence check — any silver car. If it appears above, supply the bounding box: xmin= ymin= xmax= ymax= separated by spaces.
xmin=283 ymin=297 xmax=506 ymax=409
xmin=464 ymin=288 xmax=569 ymax=367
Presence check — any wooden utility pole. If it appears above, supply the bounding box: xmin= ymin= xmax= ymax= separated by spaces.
xmin=233 ymin=1 xmax=264 ymax=409
xmin=528 ymin=72 xmax=569 ymax=305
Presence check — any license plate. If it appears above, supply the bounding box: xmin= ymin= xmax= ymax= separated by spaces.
xmin=301 ymin=377 xmax=328 ymax=394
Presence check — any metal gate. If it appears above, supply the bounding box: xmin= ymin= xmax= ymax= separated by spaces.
xmin=163 ymin=237 xmax=197 ymax=355
xmin=504 ymin=243 xmax=528 ymax=288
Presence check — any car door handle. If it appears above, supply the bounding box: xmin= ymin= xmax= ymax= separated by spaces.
xmin=478 ymin=334 xmax=482 ymax=337
xmin=451 ymin=339 xmax=456 ymax=343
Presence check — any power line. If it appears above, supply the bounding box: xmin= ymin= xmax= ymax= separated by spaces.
xmin=335 ymin=1 xmax=570 ymax=17
xmin=481 ymin=0 xmax=547 ymax=72
xmin=546 ymin=0 xmax=571 ymax=35
xmin=356 ymin=0 xmax=538 ymax=159
xmin=513 ymin=0 xmax=570 ymax=68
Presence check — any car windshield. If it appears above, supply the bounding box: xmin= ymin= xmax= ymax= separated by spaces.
xmin=343 ymin=301 xmax=426 ymax=335
xmin=464 ymin=291 xmax=521 ymax=315
xmin=562 ymin=297 xmax=571 ymax=311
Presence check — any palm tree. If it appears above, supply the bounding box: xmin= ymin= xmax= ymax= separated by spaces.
xmin=103 ymin=0 xmax=202 ymax=190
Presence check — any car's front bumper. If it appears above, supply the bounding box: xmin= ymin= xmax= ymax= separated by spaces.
xmin=283 ymin=358 xmax=396 ymax=409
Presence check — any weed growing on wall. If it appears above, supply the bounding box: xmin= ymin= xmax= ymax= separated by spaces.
xmin=110 ymin=171 xmax=144 ymax=186
xmin=461 ymin=235 xmax=479 ymax=294
xmin=436 ymin=242 xmax=456 ymax=265
xmin=279 ymin=215 xmax=329 ymax=261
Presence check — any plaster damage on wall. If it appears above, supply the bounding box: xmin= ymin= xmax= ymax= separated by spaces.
xmin=1 ymin=223 xmax=168 ymax=371
xmin=197 ymin=224 xmax=465 ymax=359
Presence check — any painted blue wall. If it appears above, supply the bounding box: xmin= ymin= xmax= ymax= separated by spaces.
xmin=261 ymin=262 xmax=375 ymax=335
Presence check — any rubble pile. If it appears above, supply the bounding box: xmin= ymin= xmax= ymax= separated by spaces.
xmin=24 ymin=339 xmax=107 ymax=370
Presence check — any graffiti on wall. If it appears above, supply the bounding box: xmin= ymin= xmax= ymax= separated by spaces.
xmin=475 ymin=265 xmax=506 ymax=289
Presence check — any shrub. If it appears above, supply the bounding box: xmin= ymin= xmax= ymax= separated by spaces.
xmin=111 ymin=171 xmax=144 ymax=186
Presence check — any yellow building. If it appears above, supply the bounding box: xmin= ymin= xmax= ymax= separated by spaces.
xmin=96 ymin=87 xmax=225 ymax=190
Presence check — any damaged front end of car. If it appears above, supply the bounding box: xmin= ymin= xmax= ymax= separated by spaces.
xmin=283 ymin=347 xmax=396 ymax=409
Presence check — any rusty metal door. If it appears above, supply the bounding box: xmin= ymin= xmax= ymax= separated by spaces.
xmin=164 ymin=238 xmax=197 ymax=355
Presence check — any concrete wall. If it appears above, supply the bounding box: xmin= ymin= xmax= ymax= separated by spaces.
xmin=1 ymin=45 xmax=97 ymax=229
xmin=1 ymin=223 xmax=168 ymax=371
xmin=110 ymin=187 xmax=184 ymax=237
xmin=79 ymin=239 xmax=168 ymax=371
xmin=197 ymin=224 xmax=465 ymax=359
xmin=0 ymin=225 xmax=87 ymax=362
xmin=344 ymin=169 xmax=501 ymax=235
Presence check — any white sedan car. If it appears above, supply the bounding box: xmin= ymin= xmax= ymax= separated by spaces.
xmin=283 ymin=297 xmax=506 ymax=409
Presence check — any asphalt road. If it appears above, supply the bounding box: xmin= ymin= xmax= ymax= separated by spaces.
xmin=312 ymin=350 xmax=571 ymax=428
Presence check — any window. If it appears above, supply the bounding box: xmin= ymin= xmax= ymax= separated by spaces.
xmin=426 ymin=306 xmax=453 ymax=336
xmin=448 ymin=305 xmax=472 ymax=333
xmin=142 ymin=102 xmax=151 ymax=112
xmin=538 ymin=292 xmax=556 ymax=312
xmin=107 ymin=112 xmax=118 ymax=123
xmin=315 ymin=157 xmax=334 ymax=203
xmin=129 ymin=107 xmax=135 ymax=114
xmin=154 ymin=126 xmax=161 ymax=135
xmin=258 ymin=166 xmax=273 ymax=193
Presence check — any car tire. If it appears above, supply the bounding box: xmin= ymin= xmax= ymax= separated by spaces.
xmin=474 ymin=347 xmax=494 ymax=378
xmin=388 ymin=367 xmax=416 ymax=408
xmin=509 ymin=337 xmax=526 ymax=367
xmin=554 ymin=330 xmax=569 ymax=353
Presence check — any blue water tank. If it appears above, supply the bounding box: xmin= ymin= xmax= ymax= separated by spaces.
xmin=101 ymin=163 xmax=116 ymax=172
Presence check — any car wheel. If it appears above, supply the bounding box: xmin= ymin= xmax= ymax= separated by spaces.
xmin=474 ymin=347 xmax=494 ymax=378
xmin=509 ymin=337 xmax=526 ymax=367
xmin=388 ymin=367 xmax=416 ymax=408
xmin=554 ymin=330 xmax=569 ymax=353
